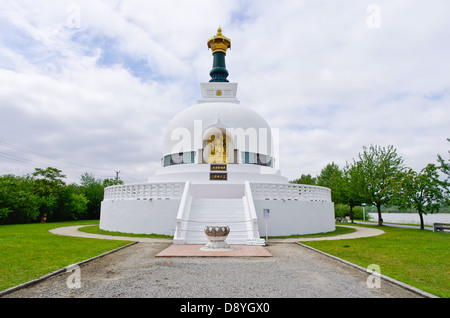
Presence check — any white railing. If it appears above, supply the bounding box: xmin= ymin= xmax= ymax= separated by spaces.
xmin=250 ymin=182 xmax=332 ymax=202
xmin=244 ymin=181 xmax=261 ymax=239
xmin=103 ymin=182 xmax=330 ymax=202
xmin=103 ymin=182 xmax=185 ymax=201
xmin=174 ymin=181 xmax=191 ymax=244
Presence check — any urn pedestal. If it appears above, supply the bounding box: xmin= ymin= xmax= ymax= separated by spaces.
xmin=200 ymin=225 xmax=232 ymax=251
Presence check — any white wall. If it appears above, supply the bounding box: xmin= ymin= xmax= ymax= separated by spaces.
xmin=368 ymin=212 xmax=450 ymax=225
xmin=100 ymin=199 xmax=180 ymax=236
xmin=254 ymin=200 xmax=335 ymax=236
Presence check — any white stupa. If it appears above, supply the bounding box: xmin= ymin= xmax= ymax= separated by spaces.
xmin=100 ymin=29 xmax=335 ymax=244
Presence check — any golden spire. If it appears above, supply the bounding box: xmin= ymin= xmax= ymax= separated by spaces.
xmin=207 ymin=27 xmax=231 ymax=55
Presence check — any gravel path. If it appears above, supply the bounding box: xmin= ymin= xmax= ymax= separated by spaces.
xmin=3 ymin=241 xmax=425 ymax=298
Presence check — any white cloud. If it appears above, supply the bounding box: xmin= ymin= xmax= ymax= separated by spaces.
xmin=0 ymin=0 xmax=449 ymax=184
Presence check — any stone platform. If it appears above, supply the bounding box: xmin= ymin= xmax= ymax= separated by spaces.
xmin=155 ymin=244 xmax=272 ymax=257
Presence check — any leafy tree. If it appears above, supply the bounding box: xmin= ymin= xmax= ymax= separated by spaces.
xmin=317 ymin=162 xmax=345 ymax=203
xmin=437 ymin=138 xmax=450 ymax=178
xmin=341 ymin=162 xmax=367 ymax=223
xmin=0 ymin=174 xmax=40 ymax=224
xmin=437 ymin=138 xmax=450 ymax=203
xmin=32 ymin=167 xmax=66 ymax=185
xmin=102 ymin=178 xmax=124 ymax=188
xmin=80 ymin=172 xmax=105 ymax=219
xmin=290 ymin=174 xmax=316 ymax=185
xmin=354 ymin=145 xmax=404 ymax=226
xmin=55 ymin=184 xmax=88 ymax=221
xmin=391 ymin=164 xmax=449 ymax=229
xmin=32 ymin=167 xmax=66 ymax=222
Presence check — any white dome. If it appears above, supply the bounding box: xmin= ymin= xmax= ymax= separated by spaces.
xmin=162 ymin=102 xmax=274 ymax=158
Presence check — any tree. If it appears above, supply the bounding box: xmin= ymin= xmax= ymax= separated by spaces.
xmin=437 ymin=138 xmax=450 ymax=178
xmin=290 ymin=174 xmax=316 ymax=185
xmin=102 ymin=178 xmax=124 ymax=188
xmin=391 ymin=164 xmax=449 ymax=229
xmin=80 ymin=172 xmax=105 ymax=219
xmin=56 ymin=184 xmax=88 ymax=221
xmin=317 ymin=162 xmax=345 ymax=203
xmin=355 ymin=145 xmax=404 ymax=226
xmin=437 ymin=138 xmax=450 ymax=203
xmin=0 ymin=174 xmax=40 ymax=224
xmin=32 ymin=167 xmax=66 ymax=222
xmin=341 ymin=161 xmax=367 ymax=223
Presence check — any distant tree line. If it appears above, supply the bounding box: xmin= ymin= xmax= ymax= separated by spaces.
xmin=291 ymin=141 xmax=450 ymax=229
xmin=0 ymin=167 xmax=123 ymax=225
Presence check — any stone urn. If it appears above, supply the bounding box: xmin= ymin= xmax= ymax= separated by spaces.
xmin=201 ymin=225 xmax=231 ymax=250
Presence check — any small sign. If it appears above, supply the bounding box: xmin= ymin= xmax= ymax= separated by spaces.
xmin=263 ymin=209 xmax=270 ymax=219
xmin=210 ymin=172 xmax=227 ymax=181
xmin=246 ymin=238 xmax=266 ymax=246
xmin=210 ymin=164 xmax=227 ymax=171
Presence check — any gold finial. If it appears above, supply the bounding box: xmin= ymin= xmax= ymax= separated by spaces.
xmin=207 ymin=27 xmax=231 ymax=55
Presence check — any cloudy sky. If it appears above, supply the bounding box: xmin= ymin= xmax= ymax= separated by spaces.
xmin=0 ymin=0 xmax=449 ymax=184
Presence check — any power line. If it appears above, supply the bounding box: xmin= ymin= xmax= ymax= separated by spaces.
xmin=0 ymin=139 xmax=117 ymax=177
xmin=0 ymin=140 xmax=54 ymax=160
xmin=0 ymin=150 xmax=48 ymax=167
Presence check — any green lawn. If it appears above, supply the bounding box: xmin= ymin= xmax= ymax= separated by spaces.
xmin=301 ymin=224 xmax=450 ymax=298
xmin=0 ymin=220 xmax=132 ymax=292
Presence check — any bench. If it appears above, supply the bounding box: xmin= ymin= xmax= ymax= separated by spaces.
xmin=433 ymin=223 xmax=450 ymax=232
xmin=336 ymin=217 xmax=348 ymax=223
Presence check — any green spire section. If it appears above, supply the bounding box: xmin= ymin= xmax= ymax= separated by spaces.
xmin=210 ymin=51 xmax=229 ymax=82
xmin=207 ymin=28 xmax=231 ymax=82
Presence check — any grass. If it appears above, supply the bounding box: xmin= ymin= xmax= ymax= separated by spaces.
xmin=0 ymin=220 xmax=132 ymax=292
xmin=78 ymin=225 xmax=172 ymax=239
xmin=301 ymin=224 xmax=450 ymax=298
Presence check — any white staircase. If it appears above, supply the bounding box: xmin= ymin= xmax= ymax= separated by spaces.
xmin=183 ymin=198 xmax=249 ymax=244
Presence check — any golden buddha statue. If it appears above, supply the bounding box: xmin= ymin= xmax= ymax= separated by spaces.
xmin=207 ymin=135 xmax=229 ymax=164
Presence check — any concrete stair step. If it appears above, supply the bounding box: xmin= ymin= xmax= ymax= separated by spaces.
xmin=183 ymin=198 xmax=250 ymax=244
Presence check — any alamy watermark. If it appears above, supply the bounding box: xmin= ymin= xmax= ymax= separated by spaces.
xmin=366 ymin=4 xmax=381 ymax=29
xmin=66 ymin=264 xmax=81 ymax=289
xmin=66 ymin=4 xmax=81 ymax=29
xmin=366 ymin=264 xmax=381 ymax=289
